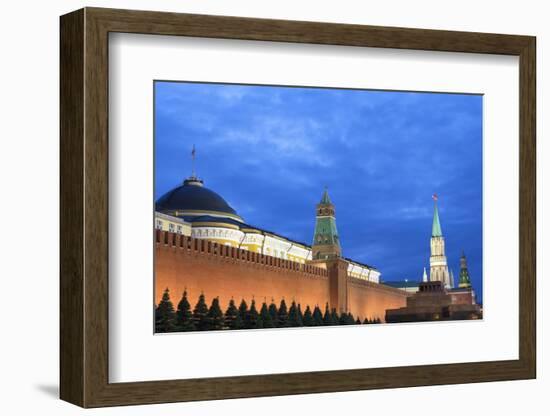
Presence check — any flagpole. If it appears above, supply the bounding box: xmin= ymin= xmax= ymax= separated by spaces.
xmin=191 ymin=144 xmax=196 ymax=178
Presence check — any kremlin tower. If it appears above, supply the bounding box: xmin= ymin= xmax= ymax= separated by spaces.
xmin=309 ymin=188 xmax=348 ymax=313
xmin=458 ymin=251 xmax=473 ymax=288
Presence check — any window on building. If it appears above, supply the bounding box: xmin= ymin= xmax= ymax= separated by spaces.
xmin=156 ymin=219 xmax=163 ymax=229
xmin=169 ymin=223 xmax=175 ymax=232
xmin=177 ymin=225 xmax=182 ymax=234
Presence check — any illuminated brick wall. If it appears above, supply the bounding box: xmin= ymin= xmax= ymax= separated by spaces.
xmin=154 ymin=231 xmax=409 ymax=322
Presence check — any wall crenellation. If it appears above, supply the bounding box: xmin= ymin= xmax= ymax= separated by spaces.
xmin=155 ymin=230 xmax=328 ymax=277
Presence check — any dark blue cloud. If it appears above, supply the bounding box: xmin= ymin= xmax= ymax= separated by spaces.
xmin=155 ymin=82 xmax=483 ymax=303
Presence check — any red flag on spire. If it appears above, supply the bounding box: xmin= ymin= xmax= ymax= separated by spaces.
xmin=432 ymin=193 xmax=438 ymax=201
xmin=191 ymin=144 xmax=196 ymax=159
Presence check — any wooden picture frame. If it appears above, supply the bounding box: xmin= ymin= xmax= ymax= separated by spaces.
xmin=60 ymin=7 xmax=536 ymax=408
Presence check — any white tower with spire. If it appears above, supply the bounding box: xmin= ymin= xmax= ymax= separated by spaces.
xmin=422 ymin=267 xmax=428 ymax=282
xmin=429 ymin=194 xmax=452 ymax=288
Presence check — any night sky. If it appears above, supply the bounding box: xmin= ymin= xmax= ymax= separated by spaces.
xmin=154 ymin=81 xmax=483 ymax=303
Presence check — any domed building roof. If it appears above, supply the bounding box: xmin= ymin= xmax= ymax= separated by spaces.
xmin=156 ymin=176 xmax=243 ymax=222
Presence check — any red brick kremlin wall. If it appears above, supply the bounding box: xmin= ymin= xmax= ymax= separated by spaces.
xmin=347 ymin=278 xmax=411 ymax=321
xmin=155 ymin=231 xmax=409 ymax=322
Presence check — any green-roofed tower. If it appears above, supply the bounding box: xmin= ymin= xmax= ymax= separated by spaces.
xmin=429 ymin=194 xmax=452 ymax=288
xmin=458 ymin=251 xmax=472 ymax=288
xmin=312 ymin=187 xmax=341 ymax=260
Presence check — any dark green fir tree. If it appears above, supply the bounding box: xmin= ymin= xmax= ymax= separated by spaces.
xmin=245 ymin=299 xmax=263 ymax=329
xmin=238 ymin=299 xmax=248 ymax=324
xmin=363 ymin=318 xmax=371 ymax=325
xmin=192 ymin=292 xmax=209 ymax=330
xmin=297 ymin=303 xmax=304 ymax=324
xmin=268 ymin=300 xmax=279 ymax=327
xmin=155 ymin=288 xmax=176 ymax=333
xmin=277 ymin=298 xmax=289 ymax=327
xmin=176 ymin=290 xmax=195 ymax=331
xmin=323 ymin=303 xmax=334 ymax=326
xmin=260 ymin=301 xmax=274 ymax=328
xmin=313 ymin=305 xmax=324 ymax=326
xmin=339 ymin=312 xmax=349 ymax=325
xmin=356 ymin=317 xmax=362 ymax=325
xmin=224 ymin=298 xmax=241 ymax=330
xmin=331 ymin=308 xmax=340 ymax=325
xmin=207 ymin=297 xmax=224 ymax=330
xmin=303 ymin=305 xmax=314 ymax=326
xmin=288 ymin=301 xmax=303 ymax=327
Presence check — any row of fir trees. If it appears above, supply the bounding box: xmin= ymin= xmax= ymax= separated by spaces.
xmin=155 ymin=288 xmax=382 ymax=333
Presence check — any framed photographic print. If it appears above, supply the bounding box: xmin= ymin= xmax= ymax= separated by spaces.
xmin=60 ymin=7 xmax=536 ymax=408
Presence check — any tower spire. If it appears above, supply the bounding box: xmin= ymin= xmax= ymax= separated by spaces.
xmin=432 ymin=193 xmax=442 ymax=237
xmin=320 ymin=186 xmax=332 ymax=204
